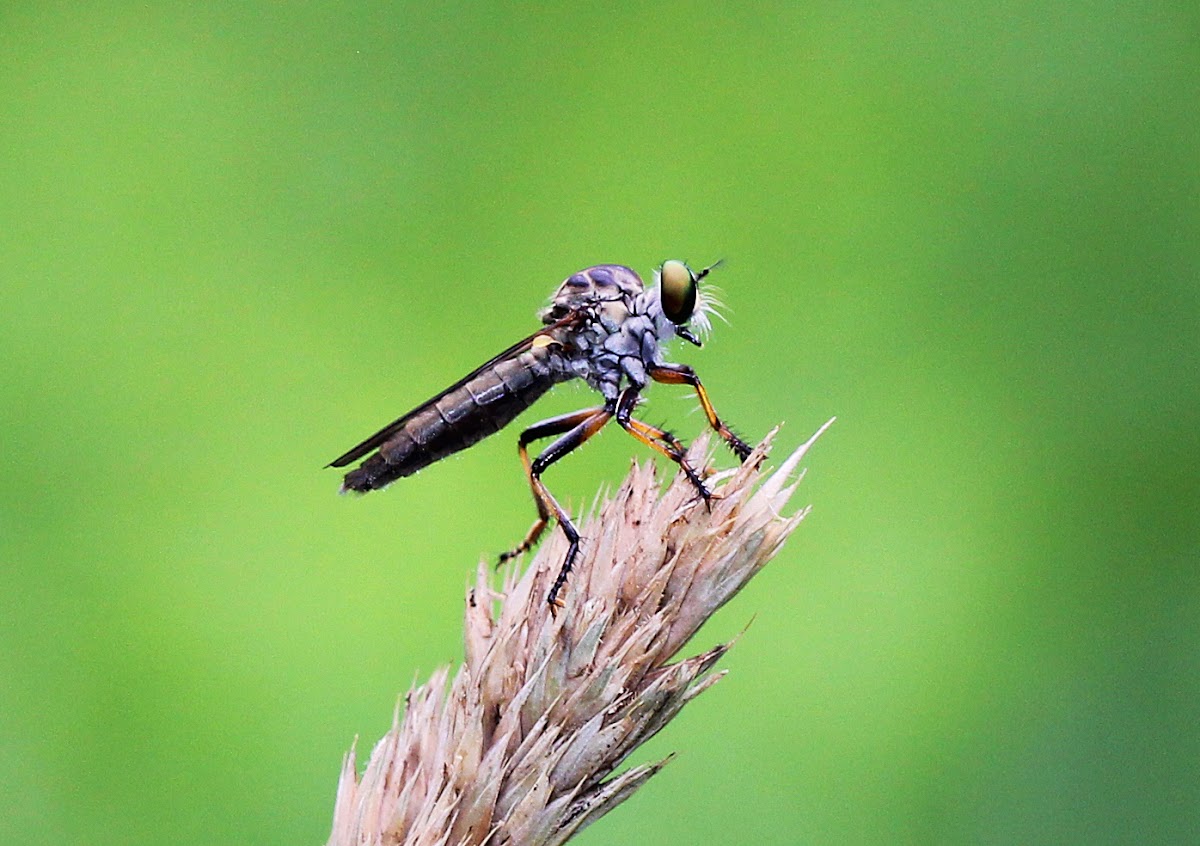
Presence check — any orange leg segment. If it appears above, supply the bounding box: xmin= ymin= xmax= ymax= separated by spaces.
xmin=499 ymin=405 xmax=614 ymax=609
xmin=614 ymin=387 xmax=711 ymax=505
xmin=646 ymin=363 xmax=752 ymax=461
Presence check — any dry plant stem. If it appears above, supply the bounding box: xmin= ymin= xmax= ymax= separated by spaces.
xmin=327 ymin=418 xmax=835 ymax=846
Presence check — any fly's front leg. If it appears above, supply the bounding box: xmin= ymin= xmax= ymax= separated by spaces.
xmin=646 ymin=362 xmax=753 ymax=462
xmin=614 ymin=388 xmax=711 ymax=507
xmin=499 ymin=407 xmax=604 ymax=566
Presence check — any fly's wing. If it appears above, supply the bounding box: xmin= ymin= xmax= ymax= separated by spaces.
xmin=326 ymin=311 xmax=582 ymax=468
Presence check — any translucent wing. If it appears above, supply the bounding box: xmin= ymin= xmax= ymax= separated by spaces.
xmin=327 ymin=312 xmax=580 ymax=468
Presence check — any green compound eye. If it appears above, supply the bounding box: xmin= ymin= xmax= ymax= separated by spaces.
xmin=659 ymin=259 xmax=697 ymax=325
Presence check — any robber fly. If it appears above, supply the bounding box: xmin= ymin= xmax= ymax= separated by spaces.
xmin=328 ymin=260 xmax=752 ymax=609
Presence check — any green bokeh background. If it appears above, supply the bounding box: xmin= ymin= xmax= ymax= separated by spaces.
xmin=2 ymin=3 xmax=1197 ymax=844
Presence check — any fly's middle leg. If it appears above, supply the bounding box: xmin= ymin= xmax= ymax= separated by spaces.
xmin=614 ymin=388 xmax=712 ymax=508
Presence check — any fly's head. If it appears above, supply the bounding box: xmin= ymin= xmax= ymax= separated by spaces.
xmin=655 ymin=259 xmax=725 ymax=348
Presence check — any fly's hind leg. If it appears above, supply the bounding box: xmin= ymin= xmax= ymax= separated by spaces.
xmin=499 ymin=407 xmax=603 ymax=565
xmin=614 ymin=387 xmax=712 ymax=507
xmin=498 ymin=405 xmax=614 ymax=610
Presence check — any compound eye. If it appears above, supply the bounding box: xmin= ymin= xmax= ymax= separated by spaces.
xmin=659 ymin=259 xmax=697 ymax=325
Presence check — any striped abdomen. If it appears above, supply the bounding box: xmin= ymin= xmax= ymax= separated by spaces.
xmin=341 ymin=345 xmax=563 ymax=492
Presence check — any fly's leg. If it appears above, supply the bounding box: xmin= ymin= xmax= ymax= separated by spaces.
xmin=536 ymin=409 xmax=614 ymax=610
xmin=614 ymin=388 xmax=711 ymax=507
xmin=499 ymin=405 xmax=614 ymax=610
xmin=646 ymin=362 xmax=753 ymax=462
xmin=499 ymin=407 xmax=604 ymax=566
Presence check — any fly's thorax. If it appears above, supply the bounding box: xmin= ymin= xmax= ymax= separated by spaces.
xmin=567 ymin=298 xmax=678 ymax=397
xmin=541 ymin=264 xmax=644 ymax=325
xmin=541 ymin=262 xmax=684 ymax=400
xmin=541 ymin=314 xmax=620 ymax=400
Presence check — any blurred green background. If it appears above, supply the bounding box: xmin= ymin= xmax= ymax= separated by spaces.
xmin=2 ymin=2 xmax=1197 ymax=844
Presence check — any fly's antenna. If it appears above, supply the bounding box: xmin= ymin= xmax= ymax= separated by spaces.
xmin=695 ymin=257 xmax=725 ymax=281
xmin=690 ymin=258 xmax=729 ymax=338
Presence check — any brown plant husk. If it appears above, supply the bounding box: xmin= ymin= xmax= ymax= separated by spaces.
xmin=327 ymin=419 xmax=833 ymax=846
